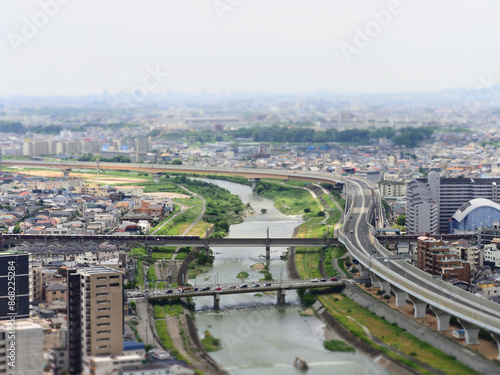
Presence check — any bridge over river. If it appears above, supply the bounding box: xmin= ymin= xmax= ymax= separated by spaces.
xmin=127 ymin=279 xmax=346 ymax=309
xmin=1 ymin=234 xmax=337 ymax=259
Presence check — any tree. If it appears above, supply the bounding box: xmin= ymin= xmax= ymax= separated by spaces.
xmin=396 ymin=214 xmax=406 ymax=227
xmin=304 ymin=207 xmax=311 ymax=213
xmin=171 ymin=159 xmax=183 ymax=165
xmin=261 ymin=208 xmax=267 ymax=214
xmin=12 ymin=226 xmax=21 ymax=234
xmin=216 ymin=220 xmax=230 ymax=233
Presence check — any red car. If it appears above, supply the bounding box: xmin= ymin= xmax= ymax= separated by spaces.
xmin=330 ymin=277 xmax=338 ymax=281
xmin=215 ymin=286 xmax=222 ymax=291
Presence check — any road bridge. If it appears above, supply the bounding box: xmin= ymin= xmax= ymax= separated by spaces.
xmin=127 ymin=279 xmax=345 ymax=309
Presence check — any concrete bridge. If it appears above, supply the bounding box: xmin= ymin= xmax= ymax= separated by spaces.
xmin=127 ymin=279 xmax=345 ymax=309
xmin=0 ymin=234 xmax=336 ymax=259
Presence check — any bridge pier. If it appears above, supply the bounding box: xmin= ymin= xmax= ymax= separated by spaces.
xmin=369 ymin=272 xmax=380 ymax=288
xmin=248 ymin=178 xmax=260 ymax=192
xmin=358 ymin=264 xmax=370 ymax=278
xmin=392 ymin=286 xmax=408 ymax=308
xmin=62 ymin=169 xmax=71 ymax=178
xmin=408 ymin=295 xmax=427 ymax=319
xmin=277 ymin=288 xmax=286 ymax=305
xmin=371 ymin=273 xmax=390 ymax=296
xmin=266 ymin=246 xmax=270 ymax=260
xmin=490 ymin=333 xmax=500 ymax=360
xmin=214 ymin=293 xmax=221 ymax=310
xmin=458 ymin=319 xmax=480 ymax=345
xmin=152 ymin=172 xmax=163 ymax=183
xmin=430 ymin=306 xmax=451 ymax=331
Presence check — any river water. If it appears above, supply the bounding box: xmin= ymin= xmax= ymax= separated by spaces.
xmin=189 ymin=179 xmax=388 ymax=375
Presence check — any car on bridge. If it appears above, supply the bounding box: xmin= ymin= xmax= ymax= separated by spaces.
xmin=240 ymin=284 xmax=248 ymax=288
xmin=252 ymin=283 xmax=260 ymax=287
xmin=215 ymin=286 xmax=222 ymax=291
xmin=200 ymin=287 xmax=210 ymax=291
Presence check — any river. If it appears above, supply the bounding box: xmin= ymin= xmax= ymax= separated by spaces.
xmin=189 ymin=179 xmax=388 ymax=375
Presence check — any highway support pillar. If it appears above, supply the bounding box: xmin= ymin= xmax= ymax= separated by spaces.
xmin=154 ymin=174 xmax=161 ymax=183
xmin=369 ymin=271 xmax=380 ymax=288
xmin=358 ymin=264 xmax=370 ymax=278
xmin=490 ymin=333 xmax=500 ymax=360
xmin=392 ymin=286 xmax=408 ymax=308
xmin=371 ymin=273 xmax=390 ymax=297
xmin=458 ymin=319 xmax=480 ymax=345
xmin=277 ymin=288 xmax=286 ymax=305
xmin=408 ymin=295 xmax=427 ymax=319
xmin=214 ymin=293 xmax=221 ymax=310
xmin=429 ymin=306 xmax=451 ymax=332
xmin=62 ymin=169 xmax=71 ymax=178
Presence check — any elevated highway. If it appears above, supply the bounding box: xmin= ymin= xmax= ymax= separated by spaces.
xmin=342 ymin=178 xmax=500 ymax=368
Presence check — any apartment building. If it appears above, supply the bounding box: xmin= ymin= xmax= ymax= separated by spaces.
xmin=405 ymin=180 xmax=438 ymax=234
xmin=406 ymin=172 xmax=500 ymax=233
xmin=378 ymin=179 xmax=406 ymax=197
xmin=416 ymin=236 xmax=471 ymax=283
xmin=66 ymin=266 xmax=123 ymax=374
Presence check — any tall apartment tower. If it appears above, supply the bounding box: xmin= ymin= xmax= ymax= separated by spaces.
xmin=66 ymin=266 xmax=123 ymax=375
xmin=0 ymin=251 xmax=29 ymax=320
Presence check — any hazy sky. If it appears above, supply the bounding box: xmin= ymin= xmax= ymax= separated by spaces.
xmin=1 ymin=0 xmax=500 ymax=96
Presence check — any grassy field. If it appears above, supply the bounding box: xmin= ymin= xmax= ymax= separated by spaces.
xmin=135 ymin=260 xmax=144 ymax=288
xmin=141 ymin=183 xmax=186 ymax=193
xmin=295 ymin=248 xmax=322 ymax=279
xmin=155 ymin=197 xmax=206 ymax=236
xmin=146 ymin=265 xmax=158 ymax=288
xmin=319 ymin=294 xmax=478 ymax=375
xmin=332 ymin=247 xmax=347 ymax=258
xmin=188 ymin=222 xmax=212 ymax=237
xmin=296 ymin=217 xmax=327 ymax=238
xmin=259 ymin=180 xmax=322 ymax=217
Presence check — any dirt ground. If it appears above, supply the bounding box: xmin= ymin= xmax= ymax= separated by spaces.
xmin=360 ymin=285 xmax=500 ymax=361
